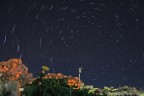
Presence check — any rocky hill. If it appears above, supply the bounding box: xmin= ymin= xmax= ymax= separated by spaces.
xmin=0 ymin=58 xmax=33 ymax=86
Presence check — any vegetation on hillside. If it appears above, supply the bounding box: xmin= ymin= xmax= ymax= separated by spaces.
xmin=20 ymin=66 xmax=97 ymax=96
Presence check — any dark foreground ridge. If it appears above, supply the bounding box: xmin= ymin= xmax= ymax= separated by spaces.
xmin=0 ymin=58 xmax=144 ymax=96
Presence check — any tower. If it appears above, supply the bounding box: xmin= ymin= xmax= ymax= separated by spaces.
xmin=78 ymin=67 xmax=82 ymax=84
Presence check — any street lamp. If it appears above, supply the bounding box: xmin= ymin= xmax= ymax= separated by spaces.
xmin=78 ymin=67 xmax=82 ymax=84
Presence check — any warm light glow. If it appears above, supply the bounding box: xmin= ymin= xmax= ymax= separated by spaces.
xmin=67 ymin=78 xmax=81 ymax=89
xmin=0 ymin=58 xmax=33 ymax=83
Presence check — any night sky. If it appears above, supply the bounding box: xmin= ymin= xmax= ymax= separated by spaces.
xmin=0 ymin=0 xmax=144 ymax=88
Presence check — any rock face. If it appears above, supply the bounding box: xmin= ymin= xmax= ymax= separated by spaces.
xmin=0 ymin=58 xmax=33 ymax=86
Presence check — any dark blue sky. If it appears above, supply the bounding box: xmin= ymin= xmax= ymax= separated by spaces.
xmin=0 ymin=0 xmax=144 ymax=88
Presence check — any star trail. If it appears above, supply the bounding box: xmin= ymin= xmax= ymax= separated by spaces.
xmin=0 ymin=0 xmax=144 ymax=88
